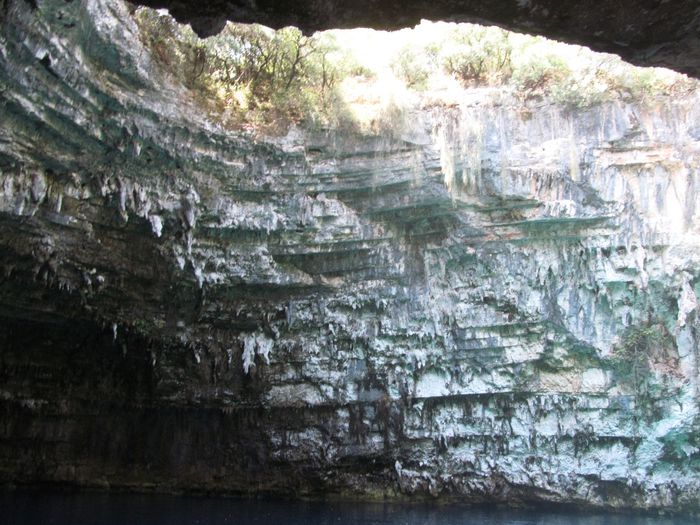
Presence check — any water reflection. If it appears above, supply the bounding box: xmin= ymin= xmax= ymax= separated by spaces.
xmin=2 ymin=491 xmax=695 ymax=525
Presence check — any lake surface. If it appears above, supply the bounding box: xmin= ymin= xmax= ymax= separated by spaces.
xmin=2 ymin=490 xmax=696 ymax=525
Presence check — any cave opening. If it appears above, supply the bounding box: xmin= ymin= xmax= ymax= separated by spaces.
xmin=131 ymin=5 xmax=695 ymax=136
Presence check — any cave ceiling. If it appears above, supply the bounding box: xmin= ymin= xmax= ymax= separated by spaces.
xmin=134 ymin=0 xmax=700 ymax=78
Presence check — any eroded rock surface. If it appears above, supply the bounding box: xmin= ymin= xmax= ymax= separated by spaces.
xmin=1 ymin=0 xmax=700 ymax=512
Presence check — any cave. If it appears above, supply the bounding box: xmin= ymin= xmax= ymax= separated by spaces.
xmin=1 ymin=0 xmax=700 ymax=519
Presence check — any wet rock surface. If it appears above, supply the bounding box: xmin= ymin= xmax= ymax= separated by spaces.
xmin=1 ymin=0 xmax=700 ymax=512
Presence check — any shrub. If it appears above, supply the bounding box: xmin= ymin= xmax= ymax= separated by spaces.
xmin=549 ymin=78 xmax=608 ymax=110
xmin=608 ymin=320 xmax=678 ymax=421
xmin=392 ymin=45 xmax=435 ymax=90
xmin=133 ymin=11 xmax=699 ymax=131
xmin=511 ymin=53 xmax=571 ymax=99
xmin=440 ymin=26 xmax=512 ymax=86
xmin=133 ymin=8 xmax=354 ymax=130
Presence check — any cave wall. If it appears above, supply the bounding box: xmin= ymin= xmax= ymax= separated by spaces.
xmin=1 ymin=0 xmax=700 ymax=511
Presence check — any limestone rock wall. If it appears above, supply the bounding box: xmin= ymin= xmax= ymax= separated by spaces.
xmin=1 ymin=0 xmax=699 ymax=512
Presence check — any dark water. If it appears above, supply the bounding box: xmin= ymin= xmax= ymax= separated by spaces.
xmin=1 ymin=490 xmax=695 ymax=525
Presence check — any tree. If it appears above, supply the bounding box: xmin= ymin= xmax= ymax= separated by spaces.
xmin=441 ymin=26 xmax=512 ymax=86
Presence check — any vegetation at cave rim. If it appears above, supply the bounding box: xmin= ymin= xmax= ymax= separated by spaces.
xmin=132 ymin=6 xmax=698 ymax=133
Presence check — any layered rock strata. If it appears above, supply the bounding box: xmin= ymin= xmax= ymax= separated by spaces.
xmin=1 ymin=0 xmax=700 ymax=512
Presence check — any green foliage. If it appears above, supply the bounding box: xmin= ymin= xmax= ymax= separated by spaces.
xmin=441 ymin=26 xmax=512 ymax=86
xmin=608 ymin=320 xmax=678 ymax=421
xmin=549 ymin=80 xmax=608 ymax=110
xmin=133 ymin=9 xmax=354 ymax=130
xmin=511 ymin=53 xmax=570 ymax=98
xmin=389 ymin=23 xmax=694 ymax=109
xmin=392 ymin=44 xmax=437 ymax=90
xmin=134 ymin=10 xmax=697 ymax=131
xmin=613 ymin=68 xmax=671 ymax=101
xmin=610 ymin=323 xmax=660 ymax=386
xmin=508 ymin=50 xmax=611 ymax=109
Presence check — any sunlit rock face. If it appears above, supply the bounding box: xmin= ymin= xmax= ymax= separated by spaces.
xmin=134 ymin=0 xmax=700 ymax=78
xmin=1 ymin=0 xmax=700 ymax=512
